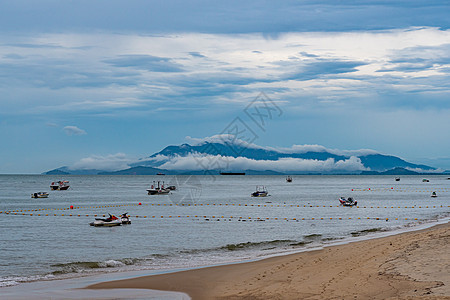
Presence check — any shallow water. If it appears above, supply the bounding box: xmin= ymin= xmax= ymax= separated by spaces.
xmin=0 ymin=174 xmax=449 ymax=288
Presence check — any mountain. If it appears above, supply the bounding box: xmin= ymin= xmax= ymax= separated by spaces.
xmin=43 ymin=135 xmax=440 ymax=175
xmin=43 ymin=166 xmax=105 ymax=175
xmin=98 ymin=166 xmax=172 ymax=175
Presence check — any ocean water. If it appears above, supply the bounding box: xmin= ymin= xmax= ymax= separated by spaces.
xmin=0 ymin=174 xmax=449 ymax=289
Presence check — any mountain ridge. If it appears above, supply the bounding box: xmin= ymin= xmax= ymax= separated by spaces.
xmin=43 ymin=135 xmax=441 ymax=175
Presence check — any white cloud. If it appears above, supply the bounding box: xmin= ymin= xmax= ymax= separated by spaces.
xmin=186 ymin=134 xmax=379 ymax=157
xmin=185 ymin=134 xmax=265 ymax=150
xmin=405 ymin=167 xmax=444 ymax=174
xmin=63 ymin=125 xmax=87 ymax=136
xmin=70 ymin=153 xmax=131 ymax=171
xmin=159 ymin=153 xmax=367 ymax=173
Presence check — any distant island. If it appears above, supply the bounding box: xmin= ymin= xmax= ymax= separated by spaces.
xmin=44 ymin=135 xmax=447 ymax=176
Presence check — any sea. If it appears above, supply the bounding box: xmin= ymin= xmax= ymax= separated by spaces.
xmin=0 ymin=174 xmax=449 ymax=296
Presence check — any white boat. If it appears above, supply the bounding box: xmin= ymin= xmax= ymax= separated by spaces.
xmin=50 ymin=181 xmax=70 ymax=190
xmin=339 ymin=197 xmax=358 ymax=206
xmin=89 ymin=214 xmax=121 ymax=227
xmin=31 ymin=192 xmax=49 ymax=198
xmin=147 ymin=181 xmax=171 ymax=195
xmin=251 ymin=186 xmax=268 ymax=197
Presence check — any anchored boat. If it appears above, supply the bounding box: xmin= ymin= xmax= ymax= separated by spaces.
xmin=147 ymin=181 xmax=170 ymax=195
xmin=251 ymin=186 xmax=268 ymax=197
xmin=31 ymin=192 xmax=49 ymax=198
xmin=339 ymin=197 xmax=358 ymax=206
xmin=50 ymin=181 xmax=70 ymax=190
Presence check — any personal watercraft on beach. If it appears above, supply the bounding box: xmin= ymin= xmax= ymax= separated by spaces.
xmin=339 ymin=197 xmax=357 ymax=206
xmin=89 ymin=214 xmax=121 ymax=227
xmin=120 ymin=213 xmax=131 ymax=224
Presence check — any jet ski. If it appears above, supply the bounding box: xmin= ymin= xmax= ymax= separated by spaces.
xmin=339 ymin=197 xmax=358 ymax=206
xmin=120 ymin=213 xmax=131 ymax=224
xmin=89 ymin=214 xmax=121 ymax=227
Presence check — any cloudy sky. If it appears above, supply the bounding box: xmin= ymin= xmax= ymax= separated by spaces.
xmin=1 ymin=0 xmax=449 ymax=173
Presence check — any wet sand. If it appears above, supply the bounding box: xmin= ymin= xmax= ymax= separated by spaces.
xmin=87 ymin=222 xmax=450 ymax=299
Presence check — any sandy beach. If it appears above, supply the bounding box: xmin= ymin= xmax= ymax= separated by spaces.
xmin=87 ymin=222 xmax=450 ymax=299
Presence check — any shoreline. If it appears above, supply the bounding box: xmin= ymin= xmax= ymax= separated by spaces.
xmin=87 ymin=221 xmax=450 ymax=299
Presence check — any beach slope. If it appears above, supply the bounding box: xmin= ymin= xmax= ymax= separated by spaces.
xmin=87 ymin=222 xmax=450 ymax=299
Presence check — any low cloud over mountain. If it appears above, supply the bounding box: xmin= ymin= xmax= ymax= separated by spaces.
xmin=45 ymin=135 xmax=441 ymax=175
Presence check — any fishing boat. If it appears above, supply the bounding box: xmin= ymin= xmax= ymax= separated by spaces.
xmin=251 ymin=186 xmax=268 ymax=197
xmin=286 ymin=176 xmax=292 ymax=183
xmin=339 ymin=197 xmax=358 ymax=206
xmin=31 ymin=192 xmax=49 ymax=198
xmin=431 ymin=192 xmax=437 ymax=198
xmin=422 ymin=179 xmax=429 ymax=182
xmin=147 ymin=181 xmax=171 ymax=195
xmin=50 ymin=181 xmax=70 ymax=190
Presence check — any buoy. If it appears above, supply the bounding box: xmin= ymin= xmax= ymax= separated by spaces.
xmin=138 ymin=202 xmax=142 ymax=205
xmin=70 ymin=205 xmax=73 ymax=209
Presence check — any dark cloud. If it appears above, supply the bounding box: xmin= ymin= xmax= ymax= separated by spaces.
xmin=104 ymin=55 xmax=184 ymax=72
xmin=378 ymin=43 xmax=450 ymax=73
xmin=282 ymin=60 xmax=367 ymax=81
xmin=188 ymin=52 xmax=206 ymax=58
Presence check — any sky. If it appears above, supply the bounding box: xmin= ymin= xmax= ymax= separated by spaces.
xmin=0 ymin=0 xmax=449 ymax=173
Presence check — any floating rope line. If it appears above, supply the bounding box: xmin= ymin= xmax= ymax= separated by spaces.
xmin=2 ymin=213 xmax=412 ymax=221
xmin=352 ymin=187 xmax=450 ymax=192
xmin=1 ymin=203 xmax=448 ymax=215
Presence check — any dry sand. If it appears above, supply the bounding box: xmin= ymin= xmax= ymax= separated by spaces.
xmin=87 ymin=222 xmax=450 ymax=299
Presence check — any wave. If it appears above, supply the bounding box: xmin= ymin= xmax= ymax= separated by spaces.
xmin=51 ymin=258 xmax=140 ymax=275
xmin=0 ymin=274 xmax=55 ymax=288
xmin=350 ymin=227 xmax=387 ymax=237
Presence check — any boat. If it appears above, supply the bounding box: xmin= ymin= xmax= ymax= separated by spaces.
xmin=147 ymin=181 xmax=171 ymax=195
xmin=286 ymin=176 xmax=292 ymax=183
xmin=339 ymin=197 xmax=358 ymax=206
xmin=395 ymin=177 xmax=400 ymax=181
xmin=157 ymin=172 xmax=165 ymax=175
xmin=251 ymin=186 xmax=268 ymax=197
xmin=89 ymin=214 xmax=121 ymax=227
xmin=422 ymin=179 xmax=429 ymax=182
xmin=31 ymin=192 xmax=49 ymax=198
xmin=50 ymin=181 xmax=70 ymax=190
xmin=120 ymin=213 xmax=131 ymax=224
xmin=431 ymin=192 xmax=437 ymax=198
xmin=220 ymin=172 xmax=245 ymax=175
